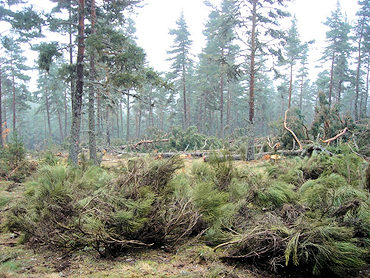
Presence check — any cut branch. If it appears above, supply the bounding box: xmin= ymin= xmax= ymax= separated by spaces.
xmin=284 ymin=109 xmax=302 ymax=150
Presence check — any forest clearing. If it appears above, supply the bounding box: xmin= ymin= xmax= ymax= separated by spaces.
xmin=1 ymin=141 xmax=370 ymax=277
xmin=1 ymin=0 xmax=370 ymax=277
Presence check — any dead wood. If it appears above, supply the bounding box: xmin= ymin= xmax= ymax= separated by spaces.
xmin=284 ymin=109 xmax=303 ymax=150
xmin=321 ymin=127 xmax=348 ymax=145
xmin=131 ymin=138 xmax=169 ymax=150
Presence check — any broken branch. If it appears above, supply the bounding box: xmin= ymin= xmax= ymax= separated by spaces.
xmin=284 ymin=109 xmax=303 ymax=150
xmin=321 ymin=127 xmax=348 ymax=145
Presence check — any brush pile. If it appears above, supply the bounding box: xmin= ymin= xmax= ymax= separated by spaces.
xmin=213 ymin=150 xmax=369 ymax=277
xmin=3 ymin=147 xmax=369 ymax=276
xmin=3 ymin=155 xmax=200 ymax=257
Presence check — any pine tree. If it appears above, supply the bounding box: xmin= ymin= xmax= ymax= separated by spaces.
xmin=69 ymin=0 xmax=85 ymax=164
xmin=322 ymin=1 xmax=351 ymax=108
xmin=1 ymin=36 xmax=30 ymax=134
xmin=354 ymin=0 xmax=370 ymax=120
xmin=167 ymin=11 xmax=193 ymax=129
xmin=199 ymin=0 xmax=239 ymax=137
xmin=235 ymin=0 xmax=290 ymax=159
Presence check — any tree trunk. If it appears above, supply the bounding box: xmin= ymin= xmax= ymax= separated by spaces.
xmin=135 ymin=103 xmax=142 ymax=139
xmin=0 ymin=65 xmax=2 ymax=147
xmin=64 ymin=89 xmax=68 ymax=139
xmin=116 ymin=105 xmax=120 ymax=138
xmin=11 ymin=60 xmax=16 ymax=132
xmin=288 ymin=63 xmax=293 ymax=109
xmin=45 ymin=74 xmax=52 ymax=137
xmin=247 ymin=0 xmax=257 ymax=160
xmin=57 ymin=108 xmax=64 ymax=142
xmin=3 ymin=92 xmax=7 ymax=144
xmin=120 ymin=101 xmax=123 ymax=139
xmin=328 ymin=52 xmax=335 ymax=108
xmin=354 ymin=22 xmax=363 ymax=121
xmin=88 ymin=0 xmax=97 ymax=163
xmin=67 ymin=0 xmax=74 ymax=138
xmin=337 ymin=80 xmax=342 ymax=104
xmin=149 ymin=88 xmax=153 ymax=127
xmin=226 ymin=85 xmax=231 ymax=128
xmin=105 ymin=105 xmax=111 ymax=146
xmin=69 ymin=0 xmax=85 ymax=164
xmin=220 ymin=47 xmax=225 ymax=138
xmin=182 ymin=63 xmax=188 ymax=128
xmin=299 ymin=72 xmax=304 ymax=111
xmin=97 ymin=92 xmax=102 ymax=135
xmin=362 ymin=59 xmax=369 ymax=118
xmin=126 ymin=93 xmax=130 ymax=141
xmin=159 ymin=107 xmax=164 ymax=131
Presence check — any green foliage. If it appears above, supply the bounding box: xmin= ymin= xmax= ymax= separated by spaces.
xmin=208 ymin=152 xmax=235 ymax=190
xmin=0 ymin=196 xmax=11 ymax=209
xmin=0 ymin=134 xmax=34 ymax=182
xmin=4 ymin=157 xmax=200 ymax=257
xmin=169 ymin=126 xmax=222 ymax=151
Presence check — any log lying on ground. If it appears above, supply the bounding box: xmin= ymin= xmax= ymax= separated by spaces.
xmin=132 ymin=138 xmax=169 ymax=150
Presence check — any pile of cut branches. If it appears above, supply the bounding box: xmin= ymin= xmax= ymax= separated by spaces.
xmin=3 ymin=156 xmax=199 ymax=257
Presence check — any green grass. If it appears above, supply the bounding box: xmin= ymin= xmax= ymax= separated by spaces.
xmin=0 ymin=196 xmax=11 ymax=209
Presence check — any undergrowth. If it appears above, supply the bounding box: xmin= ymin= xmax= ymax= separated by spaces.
xmin=3 ymin=149 xmax=369 ymax=277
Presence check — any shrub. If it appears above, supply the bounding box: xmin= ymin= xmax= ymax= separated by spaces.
xmin=0 ymin=134 xmax=35 ymax=182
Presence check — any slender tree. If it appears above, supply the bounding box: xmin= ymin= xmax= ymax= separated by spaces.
xmin=167 ymin=12 xmax=193 ymax=128
xmin=322 ymin=1 xmax=351 ymax=108
xmin=69 ymin=0 xmax=85 ymax=164
xmin=235 ymin=0 xmax=290 ymax=159
xmin=88 ymin=0 xmax=97 ymax=163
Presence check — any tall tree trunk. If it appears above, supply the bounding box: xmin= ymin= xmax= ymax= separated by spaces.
xmin=362 ymin=59 xmax=369 ymax=118
xmin=149 ymin=88 xmax=154 ymax=128
xmin=64 ymin=89 xmax=68 ymax=139
xmin=247 ymin=0 xmax=257 ymax=160
xmin=135 ymin=103 xmax=142 ymax=139
xmin=69 ymin=0 xmax=85 ymax=164
xmin=328 ymin=52 xmax=335 ymax=108
xmin=126 ymin=93 xmax=130 ymax=141
xmin=120 ymin=101 xmax=123 ymax=139
xmin=355 ymin=23 xmax=363 ymax=121
xmin=226 ymin=85 xmax=231 ymax=128
xmin=88 ymin=0 xmax=97 ymax=163
xmin=337 ymin=80 xmax=342 ymax=104
xmin=116 ymin=105 xmax=120 ymax=138
xmin=11 ymin=60 xmax=16 ymax=132
xmin=220 ymin=47 xmax=225 ymax=138
xmin=105 ymin=105 xmax=111 ymax=146
xmin=159 ymin=107 xmax=164 ymax=131
xmin=57 ymin=108 xmax=64 ymax=142
xmin=288 ymin=63 xmax=293 ymax=109
xmin=97 ymin=92 xmax=102 ymax=135
xmin=0 ymin=65 xmax=2 ymax=147
xmin=138 ymin=104 xmax=142 ymax=138
xmin=67 ymin=0 xmax=74 ymax=138
xmin=3 ymin=93 xmax=7 ymax=143
xmin=182 ymin=63 xmax=188 ymax=128
xmin=299 ymin=73 xmax=304 ymax=111
xmin=44 ymin=73 xmax=52 ymax=137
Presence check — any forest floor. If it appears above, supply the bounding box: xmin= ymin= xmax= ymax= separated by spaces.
xmin=0 ymin=155 xmax=263 ymax=278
